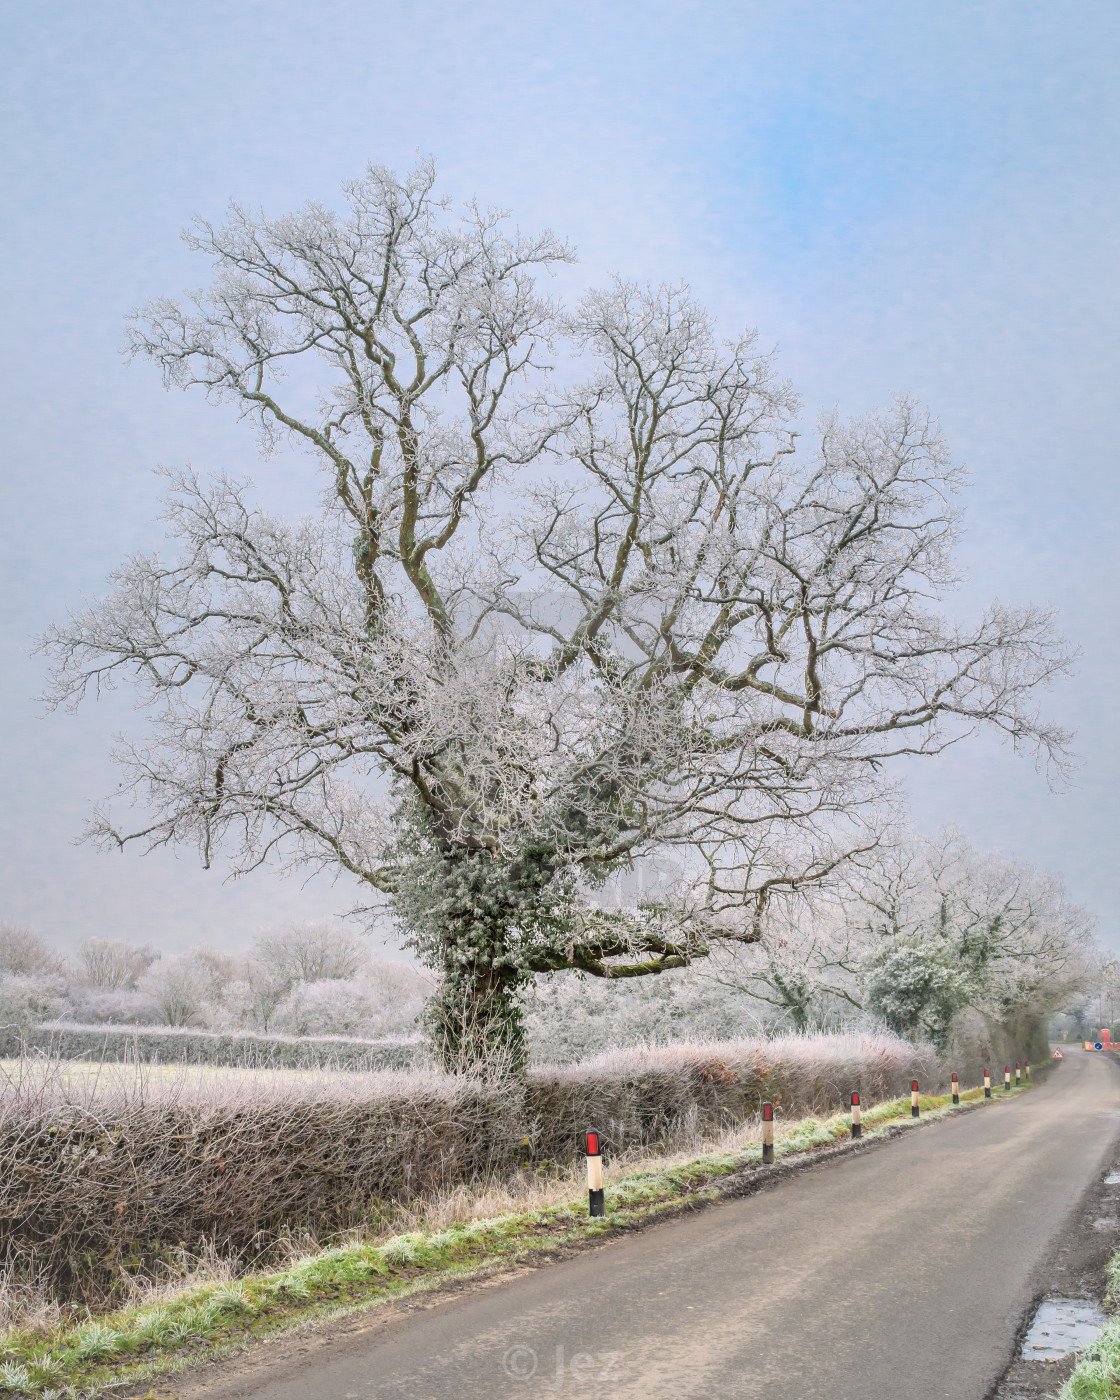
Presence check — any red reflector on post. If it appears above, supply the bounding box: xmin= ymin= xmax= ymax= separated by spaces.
xmin=585 ymin=1131 xmax=600 ymax=1156
xmin=911 ymin=1081 xmax=918 ymax=1092
xmin=851 ymin=1091 xmax=860 ymax=1106
xmin=762 ymin=1102 xmax=774 ymax=1121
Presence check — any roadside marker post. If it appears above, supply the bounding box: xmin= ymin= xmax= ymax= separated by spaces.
xmin=762 ymin=1102 xmax=775 ymax=1164
xmin=984 ymin=1069 xmax=991 ymax=1098
xmin=1004 ymin=1066 xmax=1011 ymax=1092
xmin=951 ymin=1073 xmax=959 ymax=1105
xmin=911 ymin=1081 xmax=920 ymax=1118
xmin=1026 ymin=1062 xmax=1031 ymax=1079
xmin=850 ymin=1091 xmax=862 ymax=1139
xmin=1015 ymin=1063 xmax=1021 ymax=1086
xmin=584 ymin=1130 xmax=605 ymax=1218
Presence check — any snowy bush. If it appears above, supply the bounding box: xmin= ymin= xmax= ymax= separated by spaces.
xmin=274 ymin=978 xmax=380 ymax=1037
xmin=865 ymin=939 xmax=971 ymax=1051
xmin=61 ymin=988 xmax=160 ymax=1026
xmin=273 ymin=963 xmax=430 ymax=1039
xmin=139 ymin=956 xmax=215 ymax=1027
xmin=0 ymin=976 xmax=66 ymax=1039
xmin=0 ymin=924 xmax=63 ymax=977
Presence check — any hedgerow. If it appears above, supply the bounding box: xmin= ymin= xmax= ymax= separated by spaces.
xmin=0 ymin=1031 xmax=997 ymax=1309
xmin=525 ymin=1033 xmax=946 ymax=1158
xmin=6 ymin=1022 xmax=424 ymax=1070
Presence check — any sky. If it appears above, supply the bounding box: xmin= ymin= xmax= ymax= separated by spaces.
xmin=1 ymin=1 xmax=1117 ymax=955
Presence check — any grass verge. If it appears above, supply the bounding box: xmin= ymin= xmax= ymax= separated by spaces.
xmin=1060 ymin=1251 xmax=1120 ymax=1399
xmin=0 ymin=1081 xmax=1028 ymax=1399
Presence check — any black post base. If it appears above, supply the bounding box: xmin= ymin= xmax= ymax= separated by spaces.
xmin=911 ymin=1105 xmax=919 ymax=1118
xmin=984 ymin=1087 xmax=991 ymax=1098
xmin=589 ymin=1189 xmax=605 ymax=1217
xmin=952 ymin=1094 xmax=959 ymax=1104
xmin=851 ymin=1123 xmax=861 ymax=1139
xmin=762 ymin=1143 xmax=774 ymax=1164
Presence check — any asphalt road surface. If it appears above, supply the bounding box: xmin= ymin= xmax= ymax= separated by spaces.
xmin=190 ymin=1049 xmax=1120 ymax=1400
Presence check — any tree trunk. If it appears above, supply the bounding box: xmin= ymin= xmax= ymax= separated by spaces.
xmin=392 ymin=827 xmax=552 ymax=1074
xmin=426 ymin=951 xmax=527 ymax=1074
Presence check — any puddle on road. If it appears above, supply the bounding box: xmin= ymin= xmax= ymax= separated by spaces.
xmin=1020 ymin=1299 xmax=1105 ymax=1361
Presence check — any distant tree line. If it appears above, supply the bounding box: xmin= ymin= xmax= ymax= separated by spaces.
xmin=0 ymin=921 xmax=429 ymax=1041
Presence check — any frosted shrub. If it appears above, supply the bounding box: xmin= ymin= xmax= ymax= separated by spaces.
xmin=202 ymin=978 xmax=259 ymax=1032
xmin=0 ymin=977 xmax=67 ymax=1042
xmin=60 ymin=988 xmax=160 ymax=1026
xmin=358 ymin=961 xmax=431 ymax=1036
xmin=0 ymin=924 xmax=62 ymax=977
xmin=139 ymin=956 xmax=214 ymax=1027
xmin=274 ymin=979 xmax=378 ymax=1037
xmin=274 ymin=963 xmax=428 ymax=1039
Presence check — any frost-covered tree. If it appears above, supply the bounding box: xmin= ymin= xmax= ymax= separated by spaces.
xmin=522 ymin=961 xmax=768 ymax=1063
xmin=857 ymin=832 xmax=1094 ymax=1048
xmin=76 ymin=938 xmax=160 ymax=991
xmin=864 ymin=940 xmax=970 ymax=1049
xmin=0 ymin=923 xmax=62 ymax=978
xmin=271 ymin=962 xmax=429 ymax=1039
xmin=43 ymin=160 xmax=1073 ymax=1069
xmin=705 ymin=887 xmax=869 ymax=1032
xmin=140 ymin=955 xmax=212 ymax=1027
xmin=253 ymin=921 xmax=365 ymax=987
xmin=699 ymin=830 xmax=1095 ymax=1048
